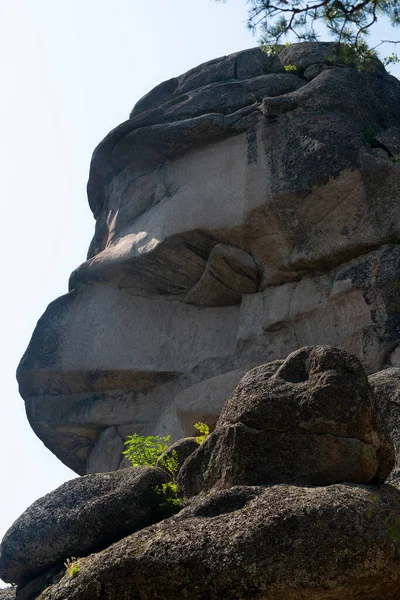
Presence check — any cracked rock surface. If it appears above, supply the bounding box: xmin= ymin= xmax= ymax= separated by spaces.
xmin=0 ymin=467 xmax=170 ymax=586
xmin=35 ymin=484 xmax=400 ymax=599
xmin=178 ymin=346 xmax=394 ymax=497
xmin=369 ymin=368 xmax=400 ymax=485
xmin=16 ymin=42 xmax=400 ymax=475
xmin=3 ymin=345 xmax=400 ymax=599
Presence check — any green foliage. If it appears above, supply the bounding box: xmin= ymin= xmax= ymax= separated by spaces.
xmin=194 ymin=422 xmax=210 ymax=445
xmin=122 ymin=432 xmax=182 ymax=515
xmin=122 ymin=433 xmax=171 ymax=467
xmin=158 ymin=452 xmax=179 ymax=477
xmin=283 ymin=64 xmax=298 ymax=72
xmin=383 ymin=52 xmax=400 ymax=66
xmin=64 ymin=557 xmax=80 ymax=579
xmin=155 ymin=451 xmax=181 ymax=516
xmin=216 ymin=0 xmax=400 ymax=65
xmin=327 ymin=42 xmax=379 ymax=71
xmin=262 ymin=41 xmax=292 ymax=56
xmin=155 ymin=481 xmax=182 ymax=516
xmin=123 ymin=425 xmax=210 ymax=517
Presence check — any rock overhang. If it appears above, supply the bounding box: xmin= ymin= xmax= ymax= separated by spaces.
xmin=16 ymin=41 xmax=400 ymax=475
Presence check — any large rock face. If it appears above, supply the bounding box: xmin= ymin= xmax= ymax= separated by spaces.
xmin=17 ymin=42 xmax=400 ymax=475
xmin=34 ymin=484 xmax=400 ymax=600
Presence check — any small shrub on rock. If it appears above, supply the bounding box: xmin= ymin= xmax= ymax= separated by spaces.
xmin=64 ymin=557 xmax=79 ymax=579
xmin=194 ymin=422 xmax=210 ymax=445
xmin=122 ymin=434 xmax=171 ymax=467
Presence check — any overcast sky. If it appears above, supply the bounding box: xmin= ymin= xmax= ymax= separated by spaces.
xmin=0 ymin=0 xmax=398 ymax=587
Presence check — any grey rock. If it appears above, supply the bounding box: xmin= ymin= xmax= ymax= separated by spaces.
xmin=260 ymin=94 xmax=298 ymax=116
xmin=0 ymin=589 xmax=16 ymax=600
xmin=373 ymin=126 xmax=400 ymax=158
xmin=388 ymin=345 xmax=400 ymax=367
xmin=17 ymin=244 xmax=400 ymax=475
xmin=131 ymin=47 xmax=277 ymax=117
xmin=16 ymin=566 xmax=64 ymax=600
xmin=185 ymin=243 xmax=260 ymax=306
xmin=37 ymin=484 xmax=400 ymax=600
xmin=156 ymin=437 xmax=199 ymax=474
xmin=0 ymin=467 xmax=170 ymax=585
xmin=369 ymin=368 xmax=400 ymax=484
xmin=283 ymin=67 xmax=399 ymax=125
xmin=128 ymin=73 xmax=305 ymax=130
xmin=275 ymin=41 xmax=338 ymax=69
xmin=16 ymin=43 xmax=400 ymax=475
xmin=303 ymin=63 xmax=332 ymax=81
xmin=86 ymin=426 xmax=124 ymax=474
xmin=275 ymin=41 xmax=386 ymax=75
xmin=179 ymin=346 xmax=394 ymax=498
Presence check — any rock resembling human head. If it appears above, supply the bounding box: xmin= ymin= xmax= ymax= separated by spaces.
xmin=17 ymin=42 xmax=400 ymax=475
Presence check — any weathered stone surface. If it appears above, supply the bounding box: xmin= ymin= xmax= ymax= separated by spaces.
xmin=275 ymin=41 xmax=338 ymax=69
xmin=373 ymin=126 xmax=400 ymax=158
xmin=0 ymin=467 xmax=170 ymax=585
xmin=15 ymin=566 xmax=64 ymax=600
xmin=185 ymin=243 xmax=260 ymax=306
xmin=37 ymin=484 xmax=400 ymax=600
xmin=0 ymin=589 xmax=16 ymax=600
xmin=131 ymin=47 xmax=277 ymax=116
xmin=156 ymin=437 xmax=199 ymax=474
xmin=388 ymin=345 xmax=400 ymax=367
xmin=369 ymin=368 xmax=400 ymax=484
xmin=86 ymin=426 xmax=124 ymax=474
xmin=303 ymin=63 xmax=332 ymax=81
xmin=16 ymin=42 xmax=400 ymax=475
xmin=179 ymin=346 xmax=394 ymax=498
xmin=17 ymin=244 xmax=400 ymax=474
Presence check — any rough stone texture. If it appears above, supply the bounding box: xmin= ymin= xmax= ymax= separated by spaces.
xmin=184 ymin=243 xmax=260 ymax=306
xmin=156 ymin=437 xmax=199 ymax=474
xmin=86 ymin=426 xmax=124 ymax=473
xmin=5 ymin=42 xmax=400 ymax=600
xmin=275 ymin=41 xmax=338 ymax=69
xmin=179 ymin=346 xmax=394 ymax=497
xmin=369 ymin=368 xmax=400 ymax=484
xmin=16 ymin=42 xmax=400 ymax=475
xmin=0 ymin=589 xmax=16 ymax=600
xmin=373 ymin=126 xmax=400 ymax=158
xmin=388 ymin=345 xmax=400 ymax=367
xmin=37 ymin=484 xmax=400 ymax=600
xmin=0 ymin=467 xmax=170 ymax=585
xmin=15 ymin=567 xmax=64 ymax=600
xmin=17 ymin=243 xmax=400 ymax=475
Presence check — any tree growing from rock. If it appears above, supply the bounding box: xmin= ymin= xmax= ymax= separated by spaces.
xmin=218 ymin=0 xmax=399 ymax=60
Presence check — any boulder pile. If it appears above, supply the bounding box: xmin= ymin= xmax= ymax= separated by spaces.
xmin=2 ymin=346 xmax=400 ymax=599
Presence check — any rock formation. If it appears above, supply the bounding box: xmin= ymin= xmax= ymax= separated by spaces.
xmin=0 ymin=467 xmax=170 ymax=585
xmin=178 ymin=346 xmax=394 ymax=497
xmin=0 ymin=589 xmax=16 ymax=600
xmin=370 ymin=368 xmax=400 ymax=483
xmin=2 ymin=41 xmax=400 ymax=599
xmin=16 ymin=42 xmax=400 ymax=476
xmin=3 ymin=346 xmax=400 ymax=599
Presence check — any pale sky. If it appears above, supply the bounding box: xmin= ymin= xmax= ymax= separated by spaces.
xmin=0 ymin=0 xmax=398 ymax=587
